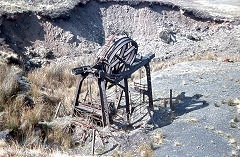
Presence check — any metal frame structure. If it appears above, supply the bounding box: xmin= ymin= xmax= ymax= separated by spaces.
xmin=71 ymin=37 xmax=155 ymax=127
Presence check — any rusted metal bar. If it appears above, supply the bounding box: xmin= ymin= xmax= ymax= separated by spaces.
xmin=72 ymin=120 xmax=96 ymax=130
xmin=75 ymin=104 xmax=102 ymax=116
xmin=80 ymin=102 xmax=101 ymax=110
xmin=92 ymin=129 xmax=96 ymax=155
xmin=89 ymin=114 xmax=102 ymax=122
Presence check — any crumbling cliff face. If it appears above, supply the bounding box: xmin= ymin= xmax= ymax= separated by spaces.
xmin=0 ymin=0 xmax=239 ymax=68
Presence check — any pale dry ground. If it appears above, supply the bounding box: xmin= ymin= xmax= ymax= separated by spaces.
xmin=99 ymin=0 xmax=240 ymax=19
xmin=0 ymin=0 xmax=85 ymax=14
xmin=2 ymin=0 xmax=239 ymax=18
xmin=151 ymin=0 xmax=240 ymax=19
xmin=150 ymin=60 xmax=240 ymax=156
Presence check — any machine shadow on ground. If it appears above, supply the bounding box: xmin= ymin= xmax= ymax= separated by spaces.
xmin=110 ymin=92 xmax=208 ymax=132
xmin=147 ymin=92 xmax=209 ymax=129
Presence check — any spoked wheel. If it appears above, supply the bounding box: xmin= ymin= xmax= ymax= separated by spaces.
xmin=103 ymin=37 xmax=138 ymax=75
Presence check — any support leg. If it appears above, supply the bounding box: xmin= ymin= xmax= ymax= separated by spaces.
xmin=170 ymin=89 xmax=174 ymax=111
xmin=144 ymin=63 xmax=153 ymax=108
xmin=98 ymin=79 xmax=110 ymax=127
xmin=124 ymin=78 xmax=130 ymax=124
xmin=71 ymin=75 xmax=85 ymax=116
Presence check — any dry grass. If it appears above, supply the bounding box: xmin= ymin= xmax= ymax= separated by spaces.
xmin=186 ymin=117 xmax=198 ymax=123
xmin=228 ymin=98 xmax=236 ymax=106
xmin=112 ymin=142 xmax=154 ymax=157
xmin=0 ymin=50 xmax=19 ymax=66
xmin=229 ymin=138 xmax=237 ymax=145
xmin=20 ymin=104 xmax=44 ymax=131
xmin=24 ymin=62 xmax=81 ymax=148
xmin=0 ymin=139 xmax=71 ymax=156
xmin=47 ymin=125 xmax=73 ymax=150
xmin=174 ymin=141 xmax=181 ymax=146
xmin=152 ymin=131 xmax=164 ymax=145
xmin=0 ymin=61 xmax=80 ymax=151
xmin=1 ymin=94 xmax=47 ymax=147
xmin=0 ymin=50 xmax=99 ymax=153
xmin=0 ymin=65 xmax=22 ymax=111
xmin=138 ymin=143 xmax=153 ymax=157
xmin=3 ymin=99 xmax=22 ymax=131
xmin=0 ymin=64 xmax=23 ymax=132
xmin=130 ymin=67 xmax=147 ymax=81
xmin=27 ymin=62 xmax=77 ymax=116
xmin=0 ymin=64 xmax=31 ymax=140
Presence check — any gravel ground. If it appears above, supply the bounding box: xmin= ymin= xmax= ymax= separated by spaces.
xmin=149 ymin=60 xmax=240 ymax=156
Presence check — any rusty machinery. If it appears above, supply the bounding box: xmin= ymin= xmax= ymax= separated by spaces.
xmin=71 ymin=36 xmax=155 ymax=127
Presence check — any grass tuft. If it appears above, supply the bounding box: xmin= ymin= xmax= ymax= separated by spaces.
xmin=228 ymin=98 xmax=235 ymax=106
xmin=174 ymin=141 xmax=181 ymax=146
xmin=47 ymin=125 xmax=73 ymax=150
xmin=0 ymin=65 xmax=21 ymax=111
xmin=187 ymin=118 xmax=198 ymax=123
xmin=139 ymin=143 xmax=153 ymax=157
xmin=27 ymin=62 xmax=77 ymax=117
xmin=152 ymin=131 xmax=164 ymax=145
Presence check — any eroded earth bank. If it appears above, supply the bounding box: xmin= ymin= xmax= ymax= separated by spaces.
xmin=0 ymin=0 xmax=239 ymax=156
